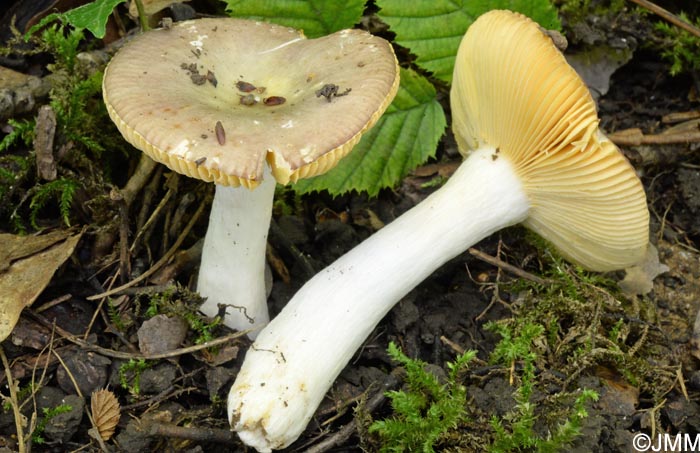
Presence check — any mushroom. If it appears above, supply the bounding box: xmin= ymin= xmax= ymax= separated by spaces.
xmin=102 ymin=18 xmax=399 ymax=336
xmin=227 ymin=10 xmax=649 ymax=451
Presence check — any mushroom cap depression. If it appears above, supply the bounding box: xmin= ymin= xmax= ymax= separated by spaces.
xmin=103 ymin=18 xmax=399 ymax=188
xmin=451 ymin=10 xmax=648 ymax=271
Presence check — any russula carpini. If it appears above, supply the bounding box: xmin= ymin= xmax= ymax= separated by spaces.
xmin=227 ymin=10 xmax=649 ymax=451
xmin=102 ymin=18 xmax=399 ymax=337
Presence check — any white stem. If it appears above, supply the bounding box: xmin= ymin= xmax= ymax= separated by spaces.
xmin=197 ymin=166 xmax=276 ymax=338
xmin=228 ymin=147 xmax=530 ymax=452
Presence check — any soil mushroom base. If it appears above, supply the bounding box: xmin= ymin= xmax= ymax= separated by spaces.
xmin=228 ymin=147 xmax=530 ymax=451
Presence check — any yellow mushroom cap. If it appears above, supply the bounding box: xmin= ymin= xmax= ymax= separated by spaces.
xmin=451 ymin=10 xmax=649 ymax=271
xmin=103 ymin=18 xmax=399 ymax=188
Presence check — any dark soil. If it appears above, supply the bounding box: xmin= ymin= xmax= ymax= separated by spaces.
xmin=1 ymin=1 xmax=700 ymax=452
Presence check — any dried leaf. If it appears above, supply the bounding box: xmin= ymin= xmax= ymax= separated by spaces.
xmin=90 ymin=389 xmax=120 ymax=441
xmin=0 ymin=229 xmax=83 ymax=341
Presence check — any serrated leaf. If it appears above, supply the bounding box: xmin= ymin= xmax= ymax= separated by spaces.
xmin=64 ymin=0 xmax=126 ymax=38
xmin=377 ymin=0 xmax=560 ymax=82
xmin=292 ymin=68 xmax=446 ymax=197
xmin=90 ymin=389 xmax=121 ymax=441
xmin=224 ymin=0 xmax=365 ymax=38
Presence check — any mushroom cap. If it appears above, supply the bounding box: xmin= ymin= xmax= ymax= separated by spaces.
xmin=450 ymin=10 xmax=648 ymax=271
xmin=103 ymin=18 xmax=399 ymax=188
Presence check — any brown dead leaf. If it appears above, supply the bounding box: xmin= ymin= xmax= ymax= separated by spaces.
xmin=90 ymin=389 xmax=121 ymax=441
xmin=0 ymin=229 xmax=83 ymax=342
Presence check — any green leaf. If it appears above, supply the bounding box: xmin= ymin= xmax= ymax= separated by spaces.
xmin=224 ymin=0 xmax=365 ymax=38
xmin=293 ymin=68 xmax=446 ymax=197
xmin=64 ymin=0 xmax=126 ymax=38
xmin=376 ymin=0 xmax=560 ymax=82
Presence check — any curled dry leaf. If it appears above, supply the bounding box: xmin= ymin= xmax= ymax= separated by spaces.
xmin=90 ymin=389 xmax=121 ymax=441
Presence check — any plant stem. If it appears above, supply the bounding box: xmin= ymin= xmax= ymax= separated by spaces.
xmin=133 ymin=0 xmax=150 ymax=33
xmin=1 ymin=346 xmax=26 ymax=453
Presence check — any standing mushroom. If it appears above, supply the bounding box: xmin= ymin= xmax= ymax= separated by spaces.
xmin=227 ymin=10 xmax=649 ymax=451
xmin=102 ymin=18 xmax=399 ymax=336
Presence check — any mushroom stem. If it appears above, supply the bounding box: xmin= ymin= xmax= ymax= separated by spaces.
xmin=197 ymin=166 xmax=276 ymax=338
xmin=228 ymin=147 xmax=530 ymax=452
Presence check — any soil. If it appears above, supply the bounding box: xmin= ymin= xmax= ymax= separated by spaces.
xmin=0 ymin=1 xmax=700 ymax=452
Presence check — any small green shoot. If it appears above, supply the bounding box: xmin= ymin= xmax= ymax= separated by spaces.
xmin=368 ymin=342 xmax=476 ymax=452
xmin=655 ymin=12 xmax=700 ymax=76
xmin=486 ymin=321 xmax=598 ymax=452
xmin=28 ymin=177 xmax=80 ymax=229
xmin=186 ymin=313 xmax=221 ymax=345
xmin=32 ymin=403 xmax=73 ymax=444
xmin=142 ymin=288 xmax=221 ymax=345
xmin=119 ymin=358 xmax=150 ymax=395
xmin=107 ymin=298 xmax=128 ymax=331
xmin=0 ymin=119 xmax=35 ymax=152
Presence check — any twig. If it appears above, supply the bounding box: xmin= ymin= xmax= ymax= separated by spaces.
xmin=662 ymin=111 xmax=700 ymax=124
xmin=0 ymin=345 xmax=27 ymax=453
xmin=440 ymin=335 xmax=466 ymax=355
xmin=121 ymin=154 xmax=157 ymax=207
xmin=628 ymin=0 xmax=700 ymax=38
xmin=120 ymin=386 xmax=197 ymax=411
xmin=304 ymin=369 xmax=404 ymax=453
xmin=144 ymin=420 xmax=238 ymax=445
xmin=87 ymin=195 xmax=210 ymax=300
xmin=27 ymin=311 xmax=252 ymax=361
xmin=52 ymin=351 xmax=109 ymax=451
xmin=33 ymin=293 xmax=72 ymax=313
xmin=607 ymin=127 xmax=700 ymax=146
xmin=111 ymin=188 xmax=131 ymax=283
xmin=129 ymin=183 xmax=173 ymax=254
xmin=468 ymin=247 xmax=550 ymax=285
xmin=151 ymin=240 xmax=203 ymax=285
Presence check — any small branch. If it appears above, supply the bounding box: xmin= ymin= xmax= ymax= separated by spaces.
xmin=27 ymin=310 xmax=252 ymax=361
xmin=121 ymin=154 xmax=157 ymax=207
xmin=145 ymin=420 xmax=238 ymax=445
xmin=608 ymin=127 xmax=700 ymax=146
xmin=111 ymin=188 xmax=131 ymax=283
xmin=468 ymin=247 xmax=550 ymax=285
xmin=662 ymin=110 xmax=700 ymax=124
xmin=628 ymin=0 xmax=700 ymax=38
xmin=87 ymin=194 xmax=210 ymax=300
xmin=304 ymin=369 xmax=404 ymax=453
xmin=0 ymin=346 xmax=26 ymax=453
xmin=133 ymin=0 xmax=150 ymax=33
xmin=151 ymin=239 xmax=203 ymax=285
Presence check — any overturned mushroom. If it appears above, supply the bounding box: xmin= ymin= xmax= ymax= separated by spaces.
xmin=102 ymin=18 xmax=399 ymax=337
xmin=227 ymin=10 xmax=649 ymax=451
